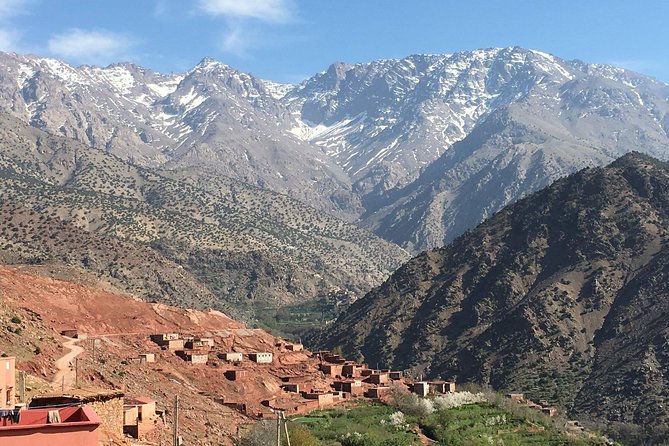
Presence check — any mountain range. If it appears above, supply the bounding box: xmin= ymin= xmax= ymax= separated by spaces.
xmin=2 ymin=47 xmax=669 ymax=251
xmin=0 ymin=112 xmax=407 ymax=322
xmin=311 ymin=153 xmax=669 ymax=438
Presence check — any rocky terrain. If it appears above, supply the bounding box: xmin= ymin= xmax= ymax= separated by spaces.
xmin=0 ymin=265 xmax=358 ymax=445
xmin=0 ymin=112 xmax=408 ymax=321
xmin=2 ymin=48 xmax=669 ymax=251
xmin=311 ymin=153 xmax=669 ymax=439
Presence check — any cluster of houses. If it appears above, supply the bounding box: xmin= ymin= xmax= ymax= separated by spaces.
xmin=248 ymin=350 xmax=459 ymax=417
xmin=149 ymin=332 xmax=282 ymax=368
xmin=506 ymin=392 xmax=558 ymax=417
xmin=0 ymin=355 xmax=162 ymax=445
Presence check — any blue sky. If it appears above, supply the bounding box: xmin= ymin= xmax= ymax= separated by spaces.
xmin=1 ymin=0 xmax=667 ymax=84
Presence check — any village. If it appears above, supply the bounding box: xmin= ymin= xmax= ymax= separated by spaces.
xmin=0 ymin=266 xmax=577 ymax=445
xmin=0 ymin=325 xmax=570 ymax=445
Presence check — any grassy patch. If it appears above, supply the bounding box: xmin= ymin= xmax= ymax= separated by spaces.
xmin=290 ymin=403 xmax=419 ymax=445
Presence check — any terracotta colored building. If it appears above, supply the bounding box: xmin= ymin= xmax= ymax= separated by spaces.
xmin=138 ymin=353 xmax=155 ymax=364
xmin=224 ymin=369 xmax=247 ymax=381
xmin=320 ymin=363 xmax=343 ymax=376
xmin=301 ymin=391 xmax=334 ymax=408
xmin=150 ymin=334 xmax=184 ymax=350
xmin=0 ymin=405 xmax=100 ymax=446
xmin=249 ymin=352 xmax=273 ymax=364
xmin=412 ymin=382 xmax=429 ymax=397
xmin=342 ymin=363 xmax=367 ymax=378
xmin=365 ymin=373 xmax=389 ymax=385
xmin=176 ymin=350 xmax=208 ymax=364
xmin=366 ymin=386 xmax=390 ymax=399
xmin=220 ymin=352 xmax=243 ymax=362
xmin=332 ymin=380 xmax=363 ymax=396
xmin=123 ymin=397 xmax=158 ymax=438
xmin=428 ymin=380 xmax=456 ymax=394
xmin=29 ymin=388 xmax=124 ymax=438
xmin=1 ymin=356 xmax=15 ymax=409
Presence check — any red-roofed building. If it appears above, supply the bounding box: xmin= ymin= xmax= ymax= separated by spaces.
xmin=0 ymin=405 xmax=100 ymax=446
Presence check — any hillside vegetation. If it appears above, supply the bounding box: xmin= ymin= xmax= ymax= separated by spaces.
xmin=0 ymin=113 xmax=408 ymax=321
xmin=312 ymin=153 xmax=669 ymax=439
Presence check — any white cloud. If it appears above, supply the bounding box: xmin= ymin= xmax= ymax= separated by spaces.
xmin=47 ymin=29 xmax=135 ymax=66
xmin=220 ymin=23 xmax=251 ymax=57
xmin=0 ymin=0 xmax=32 ymax=19
xmin=197 ymin=0 xmax=294 ymax=23
xmin=0 ymin=28 xmax=19 ymax=51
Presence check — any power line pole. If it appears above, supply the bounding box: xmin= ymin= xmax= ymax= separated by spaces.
xmin=173 ymin=395 xmax=179 ymax=446
xmin=75 ymin=358 xmax=79 ymax=388
xmin=276 ymin=412 xmax=281 ymax=446
xmin=282 ymin=412 xmax=291 ymax=446
xmin=18 ymin=371 xmax=26 ymax=404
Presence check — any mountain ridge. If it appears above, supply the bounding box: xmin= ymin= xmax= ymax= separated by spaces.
xmin=310 ymin=152 xmax=669 ymax=436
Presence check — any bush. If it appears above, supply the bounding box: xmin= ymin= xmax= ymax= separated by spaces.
xmin=285 ymin=425 xmax=319 ymax=446
xmin=10 ymin=316 xmax=21 ymax=324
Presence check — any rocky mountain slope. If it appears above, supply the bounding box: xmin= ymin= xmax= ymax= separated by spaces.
xmin=286 ymin=47 xmax=669 ymax=250
xmin=0 ymin=52 xmax=358 ymax=218
xmin=311 ymin=153 xmax=669 ymax=437
xmin=2 ymin=48 xmax=669 ymax=250
xmin=0 ymin=112 xmax=408 ymax=320
xmin=0 ymin=264 xmax=350 ymax=445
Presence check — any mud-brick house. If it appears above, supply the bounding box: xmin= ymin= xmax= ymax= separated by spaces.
xmin=249 ymin=352 xmax=273 ymax=364
xmin=1 ymin=356 xmax=15 ymax=409
xmin=176 ymin=350 xmax=208 ymax=364
xmin=224 ymin=369 xmax=247 ymax=381
xmin=332 ymin=380 xmax=363 ymax=396
xmin=280 ymin=375 xmax=310 ymax=383
xmin=389 ymin=371 xmax=403 ymax=380
xmin=285 ymin=343 xmax=303 ymax=352
xmin=506 ymin=393 xmax=524 ymax=402
xmin=365 ymin=372 xmax=389 ymax=385
xmin=219 ymin=352 xmax=243 ymax=363
xmin=123 ymin=397 xmax=158 ymax=439
xmin=184 ymin=339 xmax=213 ymax=350
xmin=282 ymin=383 xmax=300 ymax=393
xmin=428 ymin=380 xmax=456 ymax=394
xmin=320 ymin=363 xmax=343 ymax=376
xmin=541 ymin=407 xmax=558 ymax=417
xmin=138 ymin=353 xmax=155 ymax=364
xmin=365 ymin=386 xmax=390 ymax=399
xmin=29 ymin=388 xmax=124 ymax=437
xmin=0 ymin=405 xmax=101 ymax=446
xmin=412 ymin=382 xmax=429 ymax=397
xmin=150 ymin=334 xmax=184 ymax=350
xmin=301 ymin=391 xmax=334 ymax=408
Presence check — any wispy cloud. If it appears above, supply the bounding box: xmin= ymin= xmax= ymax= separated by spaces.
xmin=0 ymin=28 xmax=20 ymax=51
xmin=0 ymin=0 xmax=32 ymax=52
xmin=47 ymin=29 xmax=135 ymax=66
xmin=220 ymin=23 xmax=252 ymax=57
xmin=197 ymin=0 xmax=295 ymax=23
xmin=0 ymin=0 xmax=32 ymax=19
xmin=197 ymin=0 xmax=298 ymax=58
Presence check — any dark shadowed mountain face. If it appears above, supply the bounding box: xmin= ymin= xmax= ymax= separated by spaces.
xmin=2 ymin=48 xmax=669 ymax=251
xmin=0 ymin=113 xmax=408 ymax=321
xmin=310 ymin=153 xmax=669 ymax=434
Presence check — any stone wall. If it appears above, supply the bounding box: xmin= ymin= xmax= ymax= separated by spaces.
xmin=90 ymin=396 xmax=124 ymax=438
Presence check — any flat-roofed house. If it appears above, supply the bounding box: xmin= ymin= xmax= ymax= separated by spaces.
xmin=220 ymin=352 xmax=243 ymax=363
xmin=1 ymin=356 xmax=15 ymax=409
xmin=249 ymin=352 xmax=273 ymax=364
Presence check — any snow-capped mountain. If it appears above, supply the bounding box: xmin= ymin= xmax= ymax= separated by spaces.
xmin=1 ymin=48 xmax=669 ymax=250
xmin=284 ymin=47 xmax=669 ymax=201
xmin=0 ymin=52 xmax=358 ymax=217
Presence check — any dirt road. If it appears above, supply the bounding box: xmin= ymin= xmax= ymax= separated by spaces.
xmin=51 ymin=337 xmax=84 ymax=391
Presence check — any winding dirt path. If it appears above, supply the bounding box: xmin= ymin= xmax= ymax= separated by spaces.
xmin=51 ymin=337 xmax=85 ymax=391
